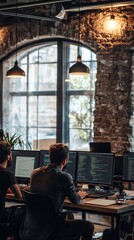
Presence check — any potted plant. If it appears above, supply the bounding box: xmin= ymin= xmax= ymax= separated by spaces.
xmin=3 ymin=132 xmax=31 ymax=150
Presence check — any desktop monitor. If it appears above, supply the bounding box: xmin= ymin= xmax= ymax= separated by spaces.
xmin=76 ymin=151 xmax=115 ymax=187
xmin=39 ymin=150 xmax=77 ymax=180
xmin=114 ymin=156 xmax=123 ymax=178
xmin=122 ymin=152 xmax=134 ymax=182
xmin=9 ymin=150 xmax=40 ymax=183
xmin=89 ymin=142 xmax=111 ymax=153
xmin=64 ymin=151 xmax=77 ymax=180
xmin=39 ymin=150 xmax=50 ymax=167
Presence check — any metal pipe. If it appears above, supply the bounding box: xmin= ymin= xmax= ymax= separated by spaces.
xmin=65 ymin=0 xmax=134 ymax=12
xmin=0 ymin=0 xmax=72 ymax=11
xmin=0 ymin=0 xmax=134 ymax=12
xmin=0 ymin=10 xmax=61 ymax=22
xmin=0 ymin=0 xmax=133 ymax=21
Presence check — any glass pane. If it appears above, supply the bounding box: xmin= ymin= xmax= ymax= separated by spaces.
xmin=69 ymin=95 xmax=91 ymax=127
xmin=21 ymin=56 xmax=27 ymax=64
xmin=81 ymin=47 xmax=97 ymax=61
xmin=68 ymin=74 xmax=91 ymax=90
xmin=9 ymin=77 xmax=27 ymax=92
xmin=29 ymin=49 xmax=39 ymax=63
xmin=38 ymin=63 xmax=57 ymax=91
xmin=68 ymin=95 xmax=94 ymax=150
xmin=39 ymin=44 xmax=57 ymax=62
xmin=32 ymin=128 xmax=56 ymax=150
xmin=38 ymin=96 xmax=56 ymax=128
xmin=28 ymin=64 xmax=38 ymax=91
xmin=28 ymin=97 xmax=37 ymax=126
xmin=81 ymin=47 xmax=92 ymax=60
xmin=3 ymin=96 xmax=26 ymax=132
xmin=69 ymin=129 xmax=90 ymax=151
xmin=29 ymin=128 xmax=38 ymax=150
xmin=91 ymin=52 xmax=97 ymax=60
xmin=69 ymin=44 xmax=78 ymax=62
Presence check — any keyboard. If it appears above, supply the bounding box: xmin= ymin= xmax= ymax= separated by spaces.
xmin=86 ymin=189 xmax=116 ymax=198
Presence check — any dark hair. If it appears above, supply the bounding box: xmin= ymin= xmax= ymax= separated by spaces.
xmin=0 ymin=141 xmax=11 ymax=163
xmin=49 ymin=143 xmax=69 ymax=165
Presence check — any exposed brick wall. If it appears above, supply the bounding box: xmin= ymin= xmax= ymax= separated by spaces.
xmin=94 ymin=48 xmax=132 ymax=155
xmin=0 ymin=6 xmax=134 ymax=154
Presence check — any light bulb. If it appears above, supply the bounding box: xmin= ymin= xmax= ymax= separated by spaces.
xmin=108 ymin=15 xmax=117 ymax=30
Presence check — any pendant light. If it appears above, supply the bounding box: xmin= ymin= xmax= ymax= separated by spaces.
xmin=108 ymin=0 xmax=116 ymax=30
xmin=69 ymin=0 xmax=89 ymax=76
xmin=6 ymin=0 xmax=25 ymax=78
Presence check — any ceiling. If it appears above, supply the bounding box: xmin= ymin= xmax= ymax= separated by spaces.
xmin=0 ymin=0 xmax=133 ymax=26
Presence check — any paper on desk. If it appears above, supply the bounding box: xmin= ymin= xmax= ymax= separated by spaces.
xmin=125 ymin=190 xmax=134 ymax=196
xmin=84 ymin=199 xmax=116 ymax=206
xmin=5 ymin=202 xmax=25 ymax=208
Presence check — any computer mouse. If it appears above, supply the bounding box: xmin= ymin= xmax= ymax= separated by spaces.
xmin=116 ymin=199 xmax=125 ymax=204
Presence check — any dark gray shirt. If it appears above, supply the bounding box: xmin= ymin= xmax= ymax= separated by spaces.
xmin=30 ymin=163 xmax=80 ymax=211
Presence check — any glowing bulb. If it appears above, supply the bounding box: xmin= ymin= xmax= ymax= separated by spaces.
xmin=108 ymin=15 xmax=117 ymax=30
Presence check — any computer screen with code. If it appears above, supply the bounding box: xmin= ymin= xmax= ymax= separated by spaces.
xmin=123 ymin=152 xmax=134 ymax=182
xmin=76 ymin=152 xmax=115 ymax=187
xmin=39 ymin=150 xmax=50 ymax=167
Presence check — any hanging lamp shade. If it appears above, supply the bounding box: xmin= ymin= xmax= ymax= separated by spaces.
xmin=6 ymin=60 xmax=25 ymax=78
xmin=6 ymin=0 xmax=25 ymax=78
xmin=69 ymin=55 xmax=89 ymax=75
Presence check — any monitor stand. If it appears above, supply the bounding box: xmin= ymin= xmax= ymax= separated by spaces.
xmin=88 ymin=185 xmax=114 ymax=198
xmin=117 ymin=182 xmax=126 ymax=200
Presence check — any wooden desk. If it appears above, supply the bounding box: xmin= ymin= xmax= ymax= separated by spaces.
xmin=6 ymin=194 xmax=134 ymax=239
xmin=64 ymin=198 xmax=134 ymax=240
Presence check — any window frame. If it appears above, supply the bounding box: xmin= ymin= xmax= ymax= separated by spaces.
xmin=2 ymin=37 xmax=96 ymax=150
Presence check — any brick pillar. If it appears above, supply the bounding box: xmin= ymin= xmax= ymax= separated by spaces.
xmin=94 ymin=47 xmax=132 ymax=155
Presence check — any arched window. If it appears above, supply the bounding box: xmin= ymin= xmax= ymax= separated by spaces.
xmin=3 ymin=39 xmax=97 ymax=150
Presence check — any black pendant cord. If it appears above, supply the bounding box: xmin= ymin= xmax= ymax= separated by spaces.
xmin=15 ymin=0 xmax=18 ymax=62
xmin=78 ymin=0 xmax=80 ymax=57
xmin=111 ymin=0 xmax=114 ymax=17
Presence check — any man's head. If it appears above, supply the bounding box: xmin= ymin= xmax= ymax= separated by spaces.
xmin=49 ymin=143 xmax=69 ymax=167
xmin=0 ymin=141 xmax=12 ymax=167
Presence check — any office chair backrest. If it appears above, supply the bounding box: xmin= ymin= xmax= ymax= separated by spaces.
xmin=20 ymin=190 xmax=58 ymax=240
xmin=0 ymin=192 xmax=5 ymax=221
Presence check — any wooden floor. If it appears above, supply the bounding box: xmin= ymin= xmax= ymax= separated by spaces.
xmin=74 ymin=212 xmax=110 ymax=239
xmin=74 ymin=212 xmax=134 ymax=239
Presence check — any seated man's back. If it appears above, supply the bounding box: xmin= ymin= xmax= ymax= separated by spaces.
xmin=30 ymin=143 xmax=94 ymax=240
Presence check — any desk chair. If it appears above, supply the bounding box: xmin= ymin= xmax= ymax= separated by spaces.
xmin=0 ymin=193 xmax=25 ymax=240
xmin=0 ymin=192 xmax=9 ymax=240
xmin=20 ymin=190 xmax=79 ymax=240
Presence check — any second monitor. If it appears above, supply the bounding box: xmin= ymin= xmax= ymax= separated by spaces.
xmin=39 ymin=150 xmax=77 ymax=180
xmin=76 ymin=151 xmax=115 ymax=188
xmin=122 ymin=152 xmax=134 ymax=182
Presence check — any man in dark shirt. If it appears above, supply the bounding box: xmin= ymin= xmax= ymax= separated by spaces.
xmin=0 ymin=140 xmax=23 ymax=239
xmin=30 ymin=143 xmax=94 ymax=240
xmin=0 ymin=141 xmax=22 ymax=203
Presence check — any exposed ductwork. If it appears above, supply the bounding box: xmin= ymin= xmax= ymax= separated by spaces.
xmin=0 ymin=0 xmax=134 ymax=12
xmin=0 ymin=0 xmax=133 ymax=22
